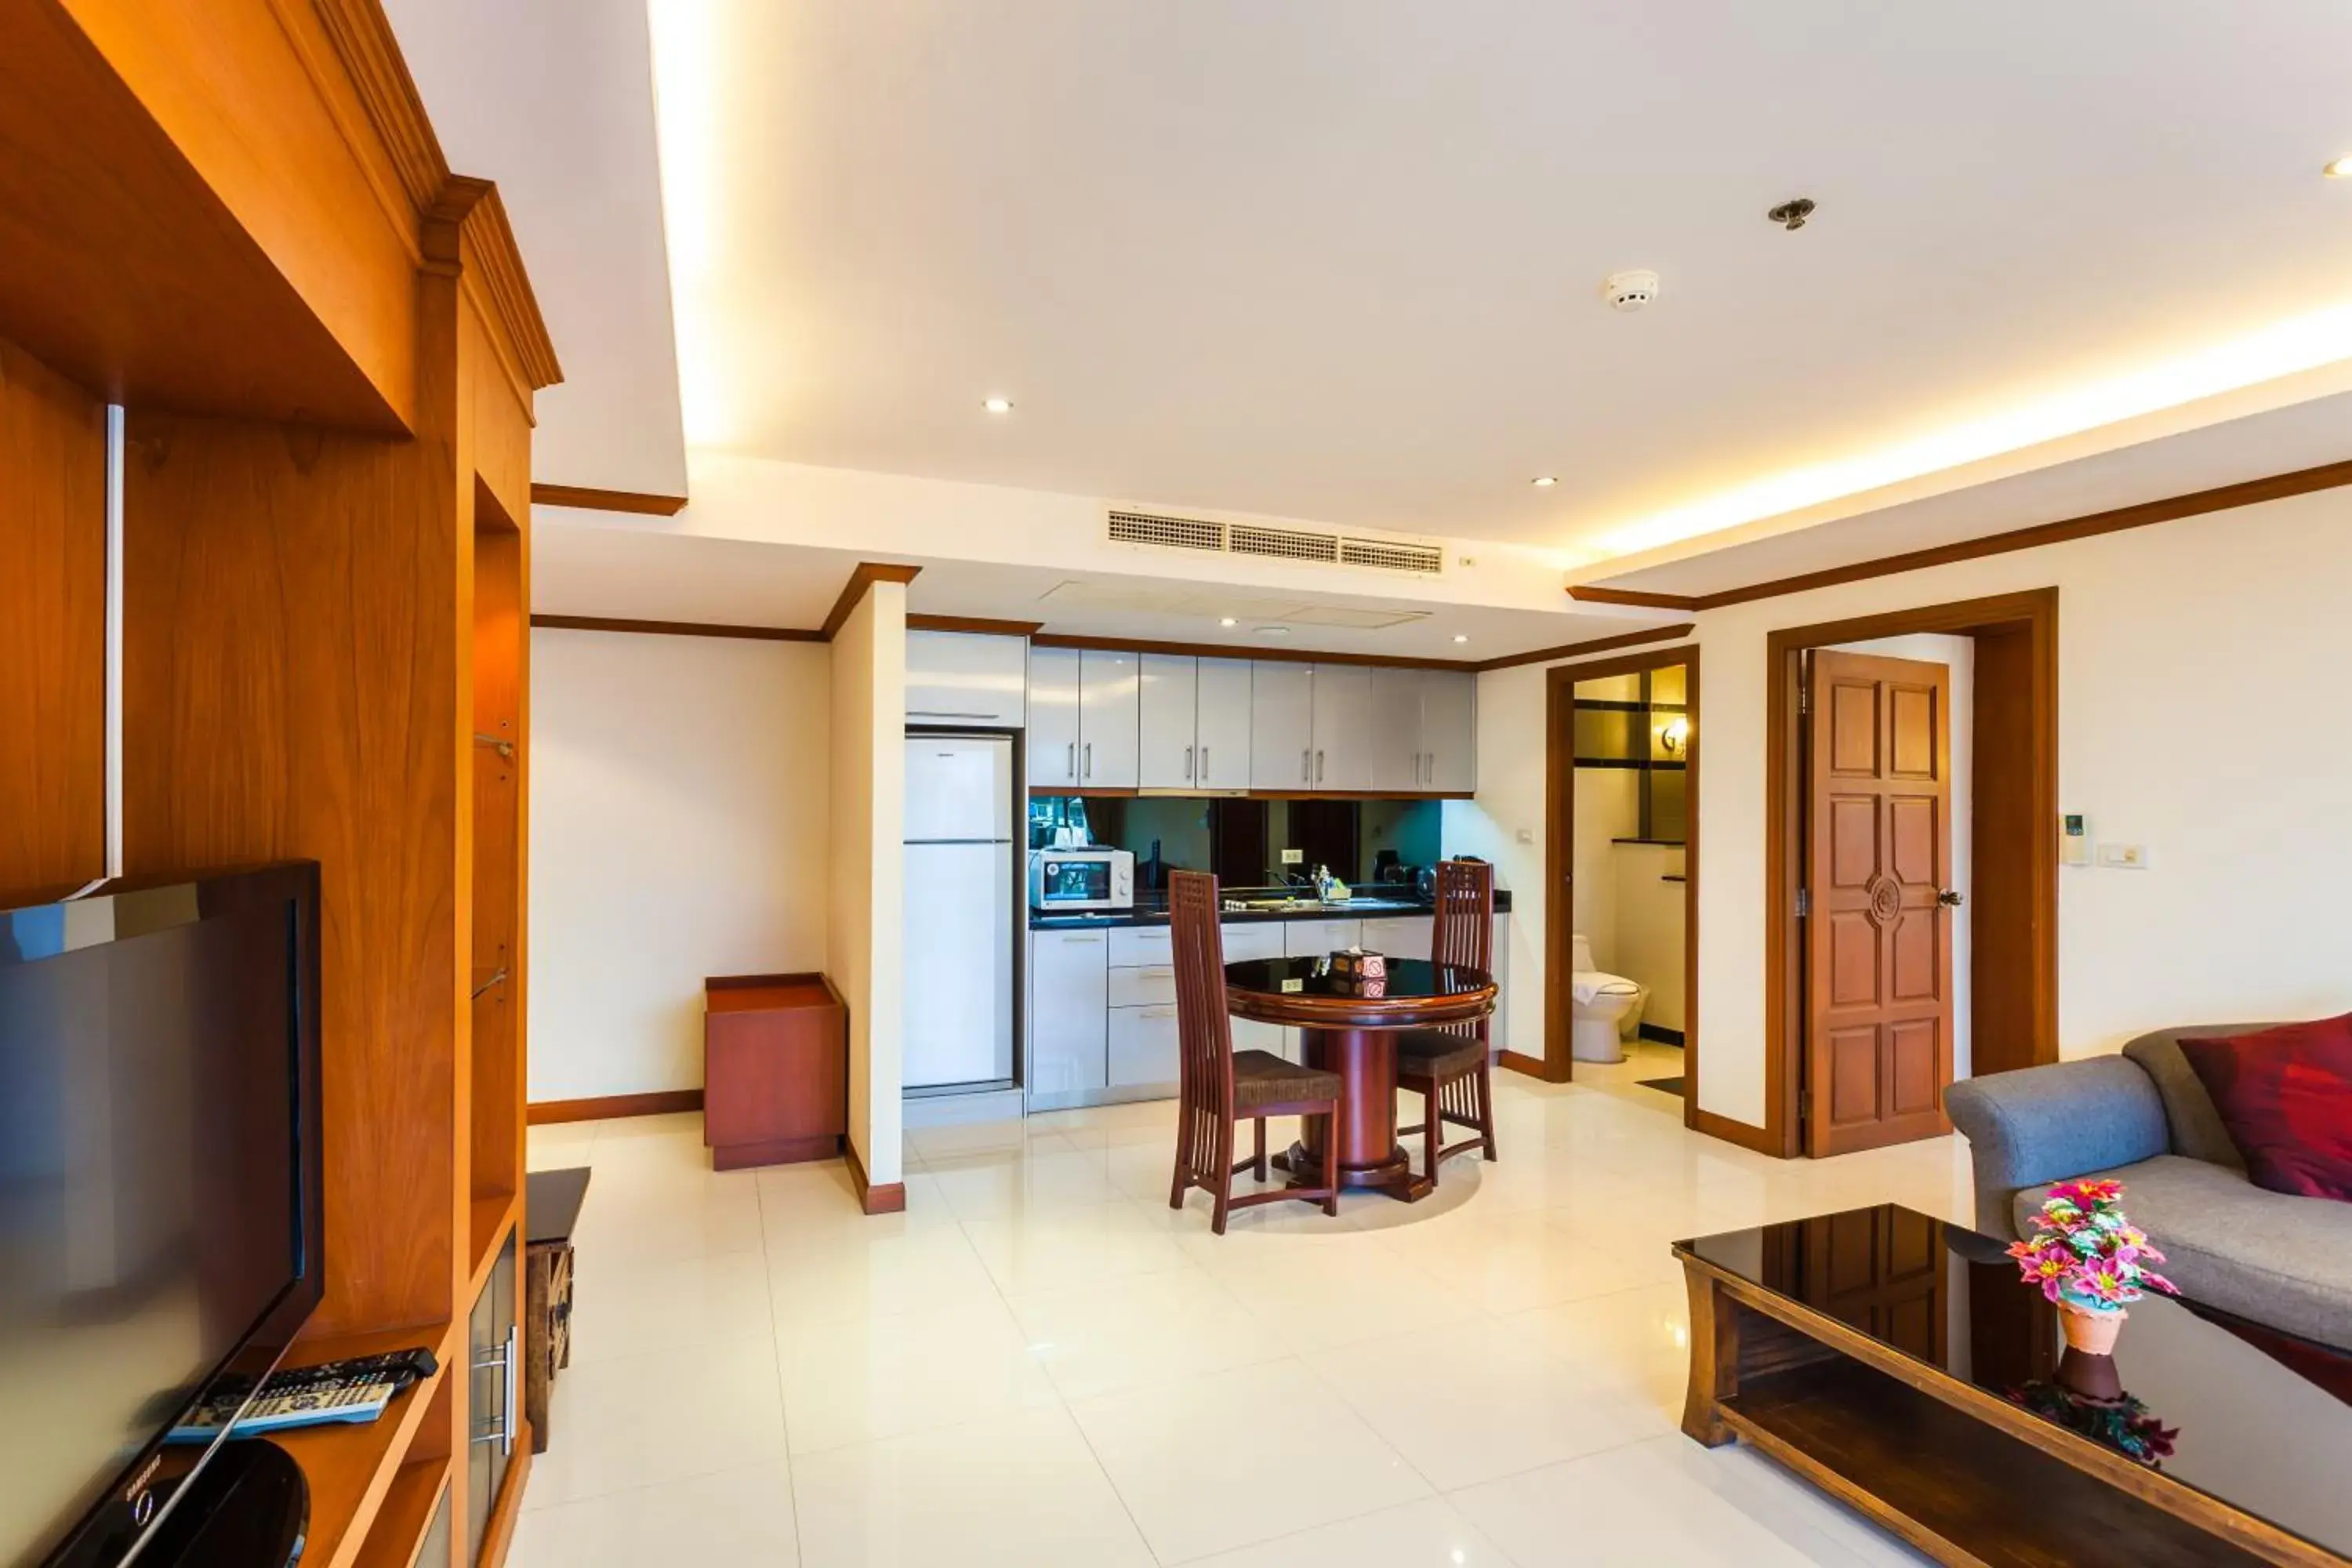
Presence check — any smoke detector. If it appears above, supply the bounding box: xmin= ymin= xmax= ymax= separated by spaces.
xmin=1600 ymin=269 xmax=1660 ymax=312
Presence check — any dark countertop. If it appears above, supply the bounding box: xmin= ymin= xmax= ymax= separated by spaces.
xmin=1031 ymin=886 xmax=1513 ymax=931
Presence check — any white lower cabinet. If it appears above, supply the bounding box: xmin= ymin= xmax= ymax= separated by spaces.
xmin=1283 ymin=917 xmax=1362 ymax=957
xmin=1109 ymin=1004 xmax=1180 ymax=1087
xmin=1028 ymin=929 xmax=1108 ymax=1104
xmin=1359 ymin=914 xmax=1434 ymax=959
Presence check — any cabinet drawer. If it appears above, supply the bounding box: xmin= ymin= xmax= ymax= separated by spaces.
xmin=1230 ymin=1014 xmax=1291 ymax=1062
xmin=1107 ymin=964 xmax=1176 ymax=1009
xmin=1220 ymin=922 xmax=1286 ymax=963
xmin=1109 ymin=1004 xmax=1180 ymax=1088
xmin=1359 ymin=915 xmax=1433 ymax=960
xmin=1283 ymin=918 xmax=1362 ymax=957
xmin=1107 ymin=926 xmax=1173 ymax=967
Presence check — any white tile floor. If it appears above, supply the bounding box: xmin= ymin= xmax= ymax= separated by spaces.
xmin=514 ymin=1050 xmax=1965 ymax=1566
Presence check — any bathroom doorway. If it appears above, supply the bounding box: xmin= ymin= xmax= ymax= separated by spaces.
xmin=1535 ymin=645 xmax=1702 ymax=1123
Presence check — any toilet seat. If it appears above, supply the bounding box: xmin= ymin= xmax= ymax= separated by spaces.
xmin=1570 ymin=971 xmax=1641 ymax=1007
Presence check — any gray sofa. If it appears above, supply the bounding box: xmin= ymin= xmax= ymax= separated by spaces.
xmin=1944 ymin=1025 xmax=2352 ymax=1351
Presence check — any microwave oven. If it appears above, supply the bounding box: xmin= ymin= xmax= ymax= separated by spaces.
xmin=1028 ymin=848 xmax=1134 ymax=911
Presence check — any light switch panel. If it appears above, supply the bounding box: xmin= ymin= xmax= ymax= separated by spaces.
xmin=1515 ymin=827 xmax=1535 ymax=845
xmin=1279 ymin=848 xmax=1304 ymax=866
xmin=2097 ymin=843 xmax=2149 ymax=869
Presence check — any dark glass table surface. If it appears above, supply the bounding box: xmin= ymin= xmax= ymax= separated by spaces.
xmin=1221 ymin=956 xmax=1490 ymax=1000
xmin=1679 ymin=1203 xmax=2352 ymax=1558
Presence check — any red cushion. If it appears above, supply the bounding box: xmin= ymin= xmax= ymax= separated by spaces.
xmin=2176 ymin=1016 xmax=2352 ymax=1203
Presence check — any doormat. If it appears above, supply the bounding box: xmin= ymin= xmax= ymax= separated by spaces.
xmin=1639 ymin=1076 xmax=1685 ymax=1098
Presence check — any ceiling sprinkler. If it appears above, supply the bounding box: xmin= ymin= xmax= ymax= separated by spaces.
xmin=1768 ymin=198 xmax=1817 ymax=231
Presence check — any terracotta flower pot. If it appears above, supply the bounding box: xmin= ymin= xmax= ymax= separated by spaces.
xmin=2060 ymin=1302 xmax=2125 ymax=1356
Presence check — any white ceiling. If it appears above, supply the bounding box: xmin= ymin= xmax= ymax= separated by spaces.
xmin=532 ymin=520 xmax=1665 ymax=660
xmin=640 ymin=0 xmax=2352 ymax=557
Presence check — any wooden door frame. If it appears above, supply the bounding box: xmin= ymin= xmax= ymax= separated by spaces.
xmin=1766 ymin=588 xmax=2059 ymax=1159
xmin=1529 ymin=646 xmax=1703 ymax=1120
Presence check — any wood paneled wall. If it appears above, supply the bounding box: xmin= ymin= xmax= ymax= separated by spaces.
xmin=0 ymin=334 xmax=107 ymax=895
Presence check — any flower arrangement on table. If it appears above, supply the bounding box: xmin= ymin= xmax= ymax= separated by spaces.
xmin=2007 ymin=1179 xmax=2178 ymax=1354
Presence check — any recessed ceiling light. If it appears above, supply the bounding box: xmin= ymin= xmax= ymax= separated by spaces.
xmin=1218 ymin=617 xmax=1237 ymax=627
xmin=1531 ymin=476 xmax=1558 ymax=487
xmin=2328 ymin=156 xmax=2352 ymax=180
xmin=982 ymin=396 xmax=1014 ymax=413
xmin=1452 ymin=634 xmax=1469 ymax=644
xmin=1254 ymin=626 xmax=1290 ymax=637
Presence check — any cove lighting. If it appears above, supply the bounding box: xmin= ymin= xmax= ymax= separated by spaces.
xmin=1587 ymin=295 xmax=2352 ymax=560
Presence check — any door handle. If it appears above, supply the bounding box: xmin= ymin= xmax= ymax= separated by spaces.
xmin=1937 ymin=888 xmax=1965 ymax=907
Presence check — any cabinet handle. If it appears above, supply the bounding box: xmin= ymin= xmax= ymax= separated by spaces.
xmin=471 ymin=1323 xmax=519 ymax=1457
xmin=1200 ymin=746 xmax=1210 ymax=781
xmin=1060 ymin=933 xmax=1105 ymax=944
xmin=1316 ymin=749 xmax=1325 ymax=783
xmin=1083 ymin=742 xmax=1092 ymax=778
xmin=1066 ymin=742 xmax=1076 ymax=780
xmin=1302 ymin=749 xmax=1311 ymax=782
xmin=1185 ymin=744 xmax=1194 ymax=781
xmin=908 ymin=710 xmax=996 ymax=720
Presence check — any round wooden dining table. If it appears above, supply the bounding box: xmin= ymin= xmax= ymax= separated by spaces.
xmin=1225 ymin=955 xmax=1497 ymax=1203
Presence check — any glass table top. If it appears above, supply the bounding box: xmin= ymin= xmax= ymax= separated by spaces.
xmin=1221 ymin=956 xmax=1490 ymax=1000
xmin=1679 ymin=1203 xmax=2352 ymax=1558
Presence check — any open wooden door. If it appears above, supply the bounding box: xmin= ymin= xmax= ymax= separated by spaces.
xmin=1804 ymin=651 xmax=1955 ymax=1156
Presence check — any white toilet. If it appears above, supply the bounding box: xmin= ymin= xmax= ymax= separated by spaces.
xmin=1569 ymin=934 xmax=1647 ymax=1064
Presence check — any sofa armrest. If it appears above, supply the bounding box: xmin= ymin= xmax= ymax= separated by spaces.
xmin=1943 ymin=1058 xmax=2169 ymax=1238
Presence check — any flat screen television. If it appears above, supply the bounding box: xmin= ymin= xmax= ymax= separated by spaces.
xmin=0 ymin=864 xmax=323 ymax=1568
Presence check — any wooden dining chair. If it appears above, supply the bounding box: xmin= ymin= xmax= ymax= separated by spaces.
xmin=1395 ymin=858 xmax=1500 ymax=1185
xmin=1166 ymin=870 xmax=1344 ymax=1234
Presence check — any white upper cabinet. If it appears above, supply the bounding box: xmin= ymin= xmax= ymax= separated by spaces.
xmin=1423 ymin=670 xmax=1477 ymax=793
xmin=1250 ymin=662 xmax=1316 ymax=790
xmin=1308 ymin=663 xmax=1372 ymax=791
xmin=1026 ymin=644 xmax=1081 ymax=788
xmin=1136 ymin=654 xmax=1199 ymax=790
xmin=1076 ymin=649 xmax=1141 ymax=789
xmin=1367 ymin=668 xmax=1426 ymax=793
xmin=906 ymin=631 xmax=1028 ymax=728
xmin=1194 ymin=659 xmax=1253 ymax=793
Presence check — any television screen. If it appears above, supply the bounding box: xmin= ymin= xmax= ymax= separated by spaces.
xmin=0 ymin=866 xmax=321 ymax=1568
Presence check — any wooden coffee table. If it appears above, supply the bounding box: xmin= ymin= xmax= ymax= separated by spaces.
xmin=1675 ymin=1204 xmax=2352 ymax=1567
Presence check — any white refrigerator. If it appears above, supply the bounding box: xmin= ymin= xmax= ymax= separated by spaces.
xmin=902 ymin=734 xmax=1018 ymax=1091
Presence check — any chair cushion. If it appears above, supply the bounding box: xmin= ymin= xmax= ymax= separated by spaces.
xmin=1231 ymin=1049 xmax=1341 ymax=1110
xmin=2176 ymin=1016 xmax=2352 ymax=1202
xmin=1392 ymin=1029 xmax=1484 ymax=1079
xmin=2014 ymin=1155 xmax=2352 ymax=1350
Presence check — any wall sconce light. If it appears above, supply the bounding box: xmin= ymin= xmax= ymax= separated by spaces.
xmin=1658 ymin=717 xmax=1690 ymax=759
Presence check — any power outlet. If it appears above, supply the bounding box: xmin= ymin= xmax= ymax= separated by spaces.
xmin=1279 ymin=848 xmax=1304 ymax=866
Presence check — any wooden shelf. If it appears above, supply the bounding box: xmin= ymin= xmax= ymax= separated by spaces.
xmin=349 ymin=1458 xmax=449 ymax=1568
xmin=273 ymin=1323 xmax=457 ymax=1568
xmin=467 ymin=1189 xmax=521 ymax=1300
xmin=1724 ymin=1358 xmax=2270 ymax=1568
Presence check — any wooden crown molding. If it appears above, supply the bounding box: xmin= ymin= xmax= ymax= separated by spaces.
xmin=530 ymin=483 xmax=688 ymax=516
xmin=823 ymin=561 xmax=923 ymax=641
xmin=1567 ymin=458 xmax=2352 ymax=615
xmin=310 ymin=0 xmax=449 ymax=216
xmin=906 ymin=614 xmax=1046 ymax=636
xmin=530 ymin=614 xmax=823 ymax=643
xmin=450 ymin=179 xmax=561 ymax=390
xmin=1471 ymin=621 xmax=1693 ymax=673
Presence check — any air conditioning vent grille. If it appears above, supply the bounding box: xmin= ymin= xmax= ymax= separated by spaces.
xmin=1340 ymin=537 xmax=1446 ymax=575
xmin=1229 ymin=524 xmax=1340 ymax=564
xmin=1107 ymin=510 xmax=1225 ymax=553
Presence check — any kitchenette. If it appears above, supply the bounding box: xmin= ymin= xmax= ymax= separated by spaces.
xmin=899 ymin=627 xmax=1511 ymax=1121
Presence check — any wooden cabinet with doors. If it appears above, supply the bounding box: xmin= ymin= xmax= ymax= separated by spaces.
xmin=0 ymin=9 xmax=561 ymax=1566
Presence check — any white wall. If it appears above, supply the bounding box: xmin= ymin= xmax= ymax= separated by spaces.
xmin=1444 ymin=662 xmax=1548 ymax=1056
xmin=828 ymin=583 xmax=908 ymax=1187
xmin=1826 ymin=632 xmax=1974 ymax=1080
xmin=527 ymin=629 xmax=829 ymax=1099
xmin=1695 ymin=486 xmax=2352 ymax=1128
xmin=1571 ymin=768 xmax=1637 ymax=975
xmin=1613 ymin=844 xmax=1686 ymax=1032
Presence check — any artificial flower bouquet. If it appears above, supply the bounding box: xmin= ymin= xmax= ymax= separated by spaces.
xmin=2008 ymin=1179 xmax=2178 ymax=1352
